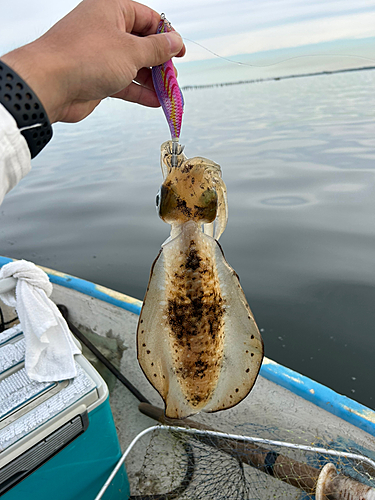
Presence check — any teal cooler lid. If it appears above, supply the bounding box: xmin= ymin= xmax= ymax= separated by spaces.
xmin=0 ymin=324 xmax=130 ymax=499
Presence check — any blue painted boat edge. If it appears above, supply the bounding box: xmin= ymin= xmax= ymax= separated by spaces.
xmin=0 ymin=256 xmax=142 ymax=315
xmin=260 ymin=358 xmax=375 ymax=437
xmin=1 ymin=256 xmax=374 ymax=436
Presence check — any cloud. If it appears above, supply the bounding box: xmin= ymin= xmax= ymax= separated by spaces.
xmin=1 ymin=0 xmax=375 ymax=63
xmin=150 ymin=0 xmax=375 ymax=41
xmin=179 ymin=10 xmax=375 ymax=62
xmin=0 ymin=0 xmax=79 ymax=53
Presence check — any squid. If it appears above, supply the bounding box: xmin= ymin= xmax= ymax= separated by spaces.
xmin=137 ymin=141 xmax=264 ymax=419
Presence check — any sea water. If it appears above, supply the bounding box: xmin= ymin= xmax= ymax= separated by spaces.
xmin=0 ymin=68 xmax=374 ymax=409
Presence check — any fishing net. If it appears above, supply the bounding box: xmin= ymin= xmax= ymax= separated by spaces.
xmin=127 ymin=415 xmax=375 ymax=500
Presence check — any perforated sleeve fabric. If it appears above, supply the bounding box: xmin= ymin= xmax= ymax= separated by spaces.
xmin=0 ymin=103 xmax=31 ymax=205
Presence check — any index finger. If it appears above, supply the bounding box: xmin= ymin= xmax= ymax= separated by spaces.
xmin=128 ymin=1 xmax=186 ymax=57
xmin=127 ymin=1 xmax=161 ymax=35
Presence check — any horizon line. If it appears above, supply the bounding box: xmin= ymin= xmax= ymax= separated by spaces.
xmin=181 ymin=65 xmax=375 ymax=91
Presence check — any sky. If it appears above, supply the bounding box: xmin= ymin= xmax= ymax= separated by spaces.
xmin=1 ymin=0 xmax=375 ymax=84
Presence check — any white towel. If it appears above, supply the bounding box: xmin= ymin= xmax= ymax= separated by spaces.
xmin=0 ymin=260 xmax=81 ymax=382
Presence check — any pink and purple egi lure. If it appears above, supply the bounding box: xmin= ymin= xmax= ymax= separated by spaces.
xmin=152 ymin=15 xmax=184 ymax=141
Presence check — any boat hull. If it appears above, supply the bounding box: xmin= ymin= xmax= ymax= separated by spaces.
xmin=1 ymin=256 xmax=375 ymax=497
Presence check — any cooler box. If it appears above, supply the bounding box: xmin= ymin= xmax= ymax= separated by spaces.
xmin=0 ymin=324 xmax=130 ymax=499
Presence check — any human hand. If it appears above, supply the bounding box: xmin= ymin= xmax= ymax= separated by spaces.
xmin=1 ymin=0 xmax=185 ymax=124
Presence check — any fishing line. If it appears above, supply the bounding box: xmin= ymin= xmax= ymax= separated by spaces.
xmin=182 ymin=37 xmax=375 ymax=68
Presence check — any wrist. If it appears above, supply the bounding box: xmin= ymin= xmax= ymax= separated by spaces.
xmin=0 ymin=60 xmax=53 ymax=158
xmin=1 ymin=41 xmax=68 ymax=124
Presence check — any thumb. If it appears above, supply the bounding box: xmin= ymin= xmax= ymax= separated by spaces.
xmin=133 ymin=31 xmax=184 ymax=69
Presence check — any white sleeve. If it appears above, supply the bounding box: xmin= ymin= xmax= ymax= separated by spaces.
xmin=0 ymin=103 xmax=31 ymax=205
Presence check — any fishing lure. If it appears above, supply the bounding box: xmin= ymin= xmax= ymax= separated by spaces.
xmin=137 ymin=142 xmax=264 ymax=419
xmin=151 ymin=14 xmax=184 ymax=167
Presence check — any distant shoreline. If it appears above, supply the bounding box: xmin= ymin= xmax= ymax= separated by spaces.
xmin=181 ymin=65 xmax=375 ymax=91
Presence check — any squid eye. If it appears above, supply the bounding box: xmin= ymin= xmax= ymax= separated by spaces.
xmin=156 ymin=188 xmax=161 ymax=211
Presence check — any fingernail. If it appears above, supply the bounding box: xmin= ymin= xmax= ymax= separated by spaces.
xmin=166 ymin=32 xmax=183 ymax=56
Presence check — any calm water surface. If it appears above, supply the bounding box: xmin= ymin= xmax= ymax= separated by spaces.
xmin=1 ymin=69 xmax=374 ymax=409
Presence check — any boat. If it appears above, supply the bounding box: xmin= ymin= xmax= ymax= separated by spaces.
xmin=0 ymin=254 xmax=374 ymax=500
